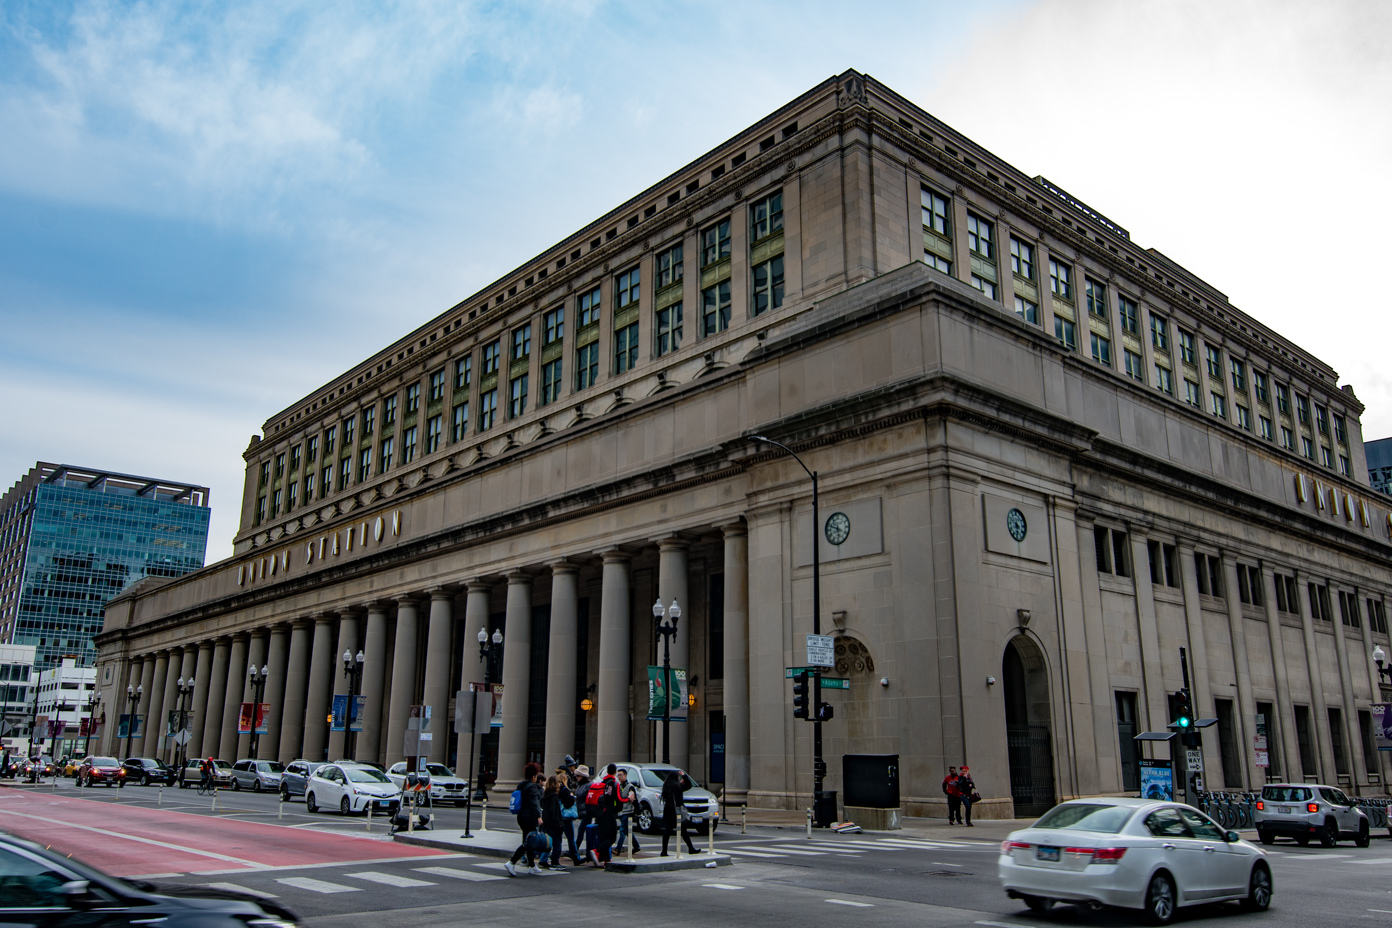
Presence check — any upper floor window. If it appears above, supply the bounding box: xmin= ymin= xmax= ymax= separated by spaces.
xmin=482 ymin=340 xmax=501 ymax=375
xmin=921 ymin=188 xmax=950 ymax=236
xmin=1253 ymin=370 xmax=1269 ymax=405
xmin=1085 ymin=278 xmax=1107 ymax=318
xmin=363 ymin=406 xmax=375 ymax=436
xmin=259 ymin=461 xmax=270 ymax=487
xmin=578 ymin=287 xmax=601 ymax=328
xmin=324 ymin=425 xmax=337 ymax=456
xmin=1150 ymin=313 xmax=1169 ymax=353
xmin=1334 ymin=414 xmax=1348 ymax=444
xmin=306 ymin=436 xmax=318 ymax=464
xmin=1049 ymin=258 xmax=1073 ymax=301
xmin=1146 ymin=540 xmax=1179 ymax=588
xmin=1009 ymin=237 xmax=1034 ymax=280
xmin=1230 ymin=359 xmax=1247 ymax=393
xmin=1090 ymin=332 xmax=1112 ymax=366
xmin=1155 ymin=365 xmax=1174 ymax=396
xmin=426 ymin=414 xmax=443 ymax=452
xmin=1118 ymin=295 xmax=1139 ymax=335
xmin=1315 ymin=403 xmax=1329 ymax=435
xmin=1093 ymin=526 xmax=1130 ymax=578
xmin=1205 ymin=345 xmax=1222 ymax=379
xmin=966 ymin=213 xmax=994 ymax=259
xmin=614 ymin=321 xmax=639 ymax=373
xmin=274 ymin=454 xmax=285 ymax=479
xmin=701 ymin=220 xmax=731 ymax=267
xmin=289 ymin=444 xmax=301 ymax=472
xmin=703 ymin=281 xmax=731 ymax=336
xmin=454 ymin=356 xmax=471 ymax=391
xmin=1124 ymin=349 xmax=1145 ymax=383
xmin=544 ymin=307 xmax=564 ymax=345
xmin=1178 ymin=328 xmax=1196 ymax=365
xmin=1296 ymin=393 xmax=1310 ymax=426
xmin=1236 ymin=564 xmax=1264 ymax=607
xmin=615 ymin=268 xmax=640 ymax=310
xmin=1194 ymin=552 xmax=1224 ymax=598
xmin=1275 ymin=381 xmax=1291 ymax=415
xmin=1211 ymin=391 xmax=1227 ymax=420
xmin=342 ymin=415 xmax=356 ymax=447
xmin=750 ymin=190 xmax=783 ymax=241
xmin=656 ymin=304 xmax=683 ymax=357
xmin=1055 ymin=316 xmax=1076 ymax=351
xmin=657 ymin=244 xmax=683 ymax=289
xmin=384 ymin=395 xmax=397 ymax=427
xmin=429 ymin=369 xmax=445 ymax=402
xmin=1273 ymin=572 xmax=1300 ymax=614
xmin=405 ymin=383 xmax=420 ymax=414
xmin=512 ymin=323 xmax=531 ymax=361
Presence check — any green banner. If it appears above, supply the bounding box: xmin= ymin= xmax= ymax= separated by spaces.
xmin=647 ymin=666 xmax=688 ymax=722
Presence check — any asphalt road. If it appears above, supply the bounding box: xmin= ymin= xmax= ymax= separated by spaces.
xmin=6 ymin=779 xmax=1392 ymax=927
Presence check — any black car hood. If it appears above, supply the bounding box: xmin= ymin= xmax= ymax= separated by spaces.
xmin=147 ymin=883 xmax=298 ymax=921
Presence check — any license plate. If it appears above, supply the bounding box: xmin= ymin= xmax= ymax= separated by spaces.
xmin=1278 ymin=806 xmax=1291 ymax=814
xmin=690 ymin=815 xmax=704 ymax=823
xmin=376 ymin=800 xmax=392 ymax=809
xmin=1037 ymin=846 xmax=1060 ymax=862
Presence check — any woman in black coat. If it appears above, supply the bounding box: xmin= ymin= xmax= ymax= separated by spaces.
xmin=540 ymin=774 xmax=573 ymax=870
xmin=661 ymin=768 xmax=698 ymax=856
xmin=506 ymin=763 xmax=545 ymax=876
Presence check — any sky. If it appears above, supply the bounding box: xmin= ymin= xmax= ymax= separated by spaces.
xmin=1 ymin=0 xmax=1388 ymax=564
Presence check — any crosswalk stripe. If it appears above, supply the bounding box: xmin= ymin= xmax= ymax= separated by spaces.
xmin=723 ymin=849 xmax=786 ymax=858
xmin=346 ymin=871 xmax=436 ymax=888
xmin=201 ymin=882 xmax=278 ymax=898
xmin=827 ymin=899 xmax=874 ymax=907
xmin=413 ymin=866 xmax=507 ymax=882
xmin=275 ymin=877 xmax=360 ymax=894
xmin=756 ymin=847 xmax=827 ymax=856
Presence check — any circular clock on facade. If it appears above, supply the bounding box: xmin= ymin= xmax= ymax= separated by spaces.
xmin=825 ymin=512 xmax=851 ymax=546
xmin=1006 ymin=507 xmax=1028 ymax=542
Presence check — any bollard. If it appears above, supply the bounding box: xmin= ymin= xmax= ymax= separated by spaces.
xmin=158 ymin=785 xmax=163 ymax=806
xmin=481 ymin=797 xmax=488 ymax=832
xmin=676 ymin=817 xmax=684 ymax=860
xmin=806 ymin=807 xmax=812 ymax=839
xmin=278 ymin=794 xmax=284 ymax=820
xmin=741 ymin=804 xmax=747 ymax=835
xmin=211 ymin=786 xmax=219 ymax=813
xmin=626 ymin=814 xmax=635 ymax=861
xmin=408 ymin=796 xmax=415 ymax=834
xmin=366 ymin=802 xmax=372 ymax=833
xmin=708 ymin=816 xmax=715 ymax=856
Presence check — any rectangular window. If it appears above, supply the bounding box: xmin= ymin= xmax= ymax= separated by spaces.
xmin=508 ymin=376 xmax=528 ymax=418
xmin=1049 ymin=258 xmax=1073 ymax=301
xmin=752 ymin=254 xmax=785 ymax=315
xmin=657 ymin=243 xmax=683 ymax=289
xmin=543 ymin=307 xmax=564 ymax=345
xmin=1230 ymin=359 xmax=1247 ymax=393
xmin=1367 ymin=598 xmax=1388 ymax=635
xmin=1124 ymin=349 xmax=1145 ymax=382
xmin=1260 ymin=415 xmax=1273 ymax=440
xmin=1150 ymin=313 xmax=1169 ymax=352
xmin=1085 ymin=279 xmax=1107 ymax=318
xmin=1178 ymin=328 xmax=1196 ymax=365
xmin=1194 ymin=552 xmax=1223 ymax=597
xmin=1339 ymin=454 xmax=1350 ymax=476
xmin=405 ymin=383 xmax=420 ymax=414
xmin=1309 ymin=582 xmax=1333 ymax=621
xmin=306 ymin=435 xmax=318 ymax=463
xmin=274 ymin=453 xmax=285 ymax=479
xmin=1054 ymin=316 xmax=1076 ymax=350
xmin=701 ymin=220 xmax=731 ymax=267
xmin=1211 ymin=392 xmax=1227 ymax=419
xmin=1329 ymin=707 xmax=1349 ymax=777
xmin=923 ymin=249 xmax=951 ymax=274
xmin=512 ymin=324 xmax=531 ymax=362
xmin=1009 ymin=237 xmax=1034 ymax=279
xmin=1236 ymin=404 xmax=1251 ymax=430
xmin=1321 ymin=445 xmax=1334 ymax=468
xmin=751 ymin=190 xmax=783 ymax=241
xmin=1156 ymin=365 xmax=1174 ymax=395
xmin=1281 ymin=426 xmax=1295 ymax=450
xmin=322 ymin=465 xmax=333 ymax=497
xmin=1296 ymin=393 xmax=1310 ymax=425
xmin=357 ymin=447 xmax=372 ymax=481
xmin=1254 ymin=370 xmax=1269 ymax=405
xmin=1338 ymin=589 xmax=1361 ymax=628
xmin=1237 ymin=565 xmax=1263 ymax=606
xmin=256 ymin=495 xmax=266 ymax=524
xmin=1013 ymin=295 xmax=1038 ymax=325
xmin=656 ymin=303 xmax=683 ymax=356
xmin=384 ymin=396 xmax=397 ymax=427
xmin=363 ymin=406 xmax=375 ymax=437
xmin=1334 ymin=414 xmax=1348 ymax=444
xmin=702 ymin=281 xmax=732 ymax=336
xmin=1294 ymin=705 xmax=1316 ymax=778
xmin=426 ymin=414 xmax=442 ymax=452
xmin=1115 ymin=691 xmax=1140 ymax=793
xmin=1205 ymin=345 xmax=1222 ymax=379
xmin=451 ymin=403 xmax=468 ymax=441
xmin=342 ymin=415 xmax=355 ymax=447
xmin=970 ymin=274 xmax=996 ymax=299
xmin=1090 ymin=332 xmax=1112 ymax=366
xmin=1276 ymin=381 xmax=1291 ymax=415
xmin=338 ymin=457 xmax=351 ymax=491
xmin=1093 ymin=526 xmax=1129 ymax=577
xmin=303 ymin=471 xmax=314 ymax=503
xmin=615 ymin=267 xmax=640 ymax=310
xmin=289 ymin=444 xmax=301 ymax=472
xmin=614 ymin=322 xmax=639 ymax=373
xmin=482 ymin=340 xmax=501 ymax=376
xmin=272 ymin=488 xmax=282 ymax=516
xmin=578 ymin=287 xmax=601 ymax=327
xmin=1216 ymin=698 xmax=1243 ymax=788
xmin=454 ymin=356 xmax=472 ymax=390
xmin=575 ymin=343 xmax=599 ymax=389
xmin=402 ymin=426 xmax=418 ymax=463
xmin=921 ymin=188 xmax=950 ymax=237
xmin=1185 ymin=379 xmax=1201 ymax=407
xmin=380 ymin=436 xmax=394 ymax=471
xmin=1302 ymin=436 xmax=1315 ymax=459
xmin=1315 ymin=403 xmax=1329 ymax=435
xmin=477 ymin=391 xmax=496 ymax=431
xmin=967 ymin=213 xmax=994 ymax=258
xmin=429 ymin=369 xmax=445 ymax=403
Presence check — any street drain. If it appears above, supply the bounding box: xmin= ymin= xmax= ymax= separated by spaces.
xmin=924 ymin=870 xmax=968 ymax=877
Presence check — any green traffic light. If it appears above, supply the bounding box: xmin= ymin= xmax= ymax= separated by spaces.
xmin=1177 ymin=716 xmax=1191 ymax=728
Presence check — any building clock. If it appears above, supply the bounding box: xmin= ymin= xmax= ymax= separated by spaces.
xmin=824 ymin=512 xmax=851 ymax=546
xmin=1006 ymin=507 xmax=1028 ymax=542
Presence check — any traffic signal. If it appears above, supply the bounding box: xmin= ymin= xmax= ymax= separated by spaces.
xmin=1173 ymin=689 xmax=1192 ymax=731
xmin=792 ymin=674 xmax=810 ymax=720
xmin=816 ymin=702 xmax=834 ymax=722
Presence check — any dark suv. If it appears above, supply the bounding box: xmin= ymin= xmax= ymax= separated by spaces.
xmin=123 ymin=757 xmax=177 ymax=787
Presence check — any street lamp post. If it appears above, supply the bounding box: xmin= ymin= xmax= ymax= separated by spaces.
xmin=124 ymin=684 xmax=143 ymax=761
xmin=172 ymin=677 xmax=195 ymax=770
xmin=341 ymin=649 xmax=365 ymax=761
xmin=246 ymin=664 xmax=270 ymax=758
xmin=652 ymin=597 xmax=682 ymax=765
xmin=83 ymin=690 xmax=101 ymax=758
xmin=1375 ymin=645 xmax=1391 ymax=687
xmin=750 ymin=434 xmax=829 ymax=824
xmin=473 ymin=629 xmax=504 ymax=801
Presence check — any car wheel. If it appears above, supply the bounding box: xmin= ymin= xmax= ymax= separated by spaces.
xmin=637 ymin=803 xmax=655 ymax=834
xmin=1023 ymin=895 xmax=1054 ymax=914
xmin=1320 ymin=818 xmax=1338 ymax=847
xmin=1241 ymin=863 xmax=1272 ymax=912
xmin=306 ymin=792 xmax=318 ymax=813
xmin=1143 ymin=871 xmax=1177 ymax=925
xmin=142 ymin=775 xmax=151 ymax=787
xmin=1258 ymin=829 xmax=1275 ymax=846
xmin=1356 ymin=822 xmax=1371 ymax=848
xmin=252 ymin=780 xmax=261 ymax=793
xmin=1296 ymin=834 xmax=1310 ymax=846
xmin=341 ymin=796 xmax=352 ymax=816
xmin=232 ymin=778 xmax=241 ymax=791
xmin=281 ymin=787 xmax=291 ymax=803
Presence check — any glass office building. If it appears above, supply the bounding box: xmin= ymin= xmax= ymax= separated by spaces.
xmin=0 ymin=464 xmax=210 ymax=669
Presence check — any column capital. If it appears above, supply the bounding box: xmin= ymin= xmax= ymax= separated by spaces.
xmin=653 ymin=533 xmax=691 ymax=552
xmin=597 ymin=546 xmax=631 ymax=564
xmin=719 ymin=520 xmax=747 ymax=539
xmin=426 ymin=587 xmax=454 ymax=602
xmin=394 ymin=595 xmax=419 ymax=607
xmin=506 ymin=569 xmax=533 ymax=585
xmin=361 ymin=599 xmax=389 ymax=614
xmin=310 ymin=613 xmax=333 ymax=625
xmin=549 ymin=559 xmax=579 ymax=575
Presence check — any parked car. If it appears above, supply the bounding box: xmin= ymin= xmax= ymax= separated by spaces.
xmin=607 ymin=762 xmax=720 ymax=834
xmin=304 ymin=762 xmax=401 ymax=816
xmin=279 ymin=760 xmax=328 ymax=802
xmin=386 ymin=762 xmax=469 ymax=806
xmin=177 ymin=758 xmax=232 ymax=788
xmin=77 ymin=756 xmax=125 ymax=787
xmin=22 ymin=756 xmax=57 ymax=780
xmin=122 ymin=757 xmax=176 ymax=787
xmin=1253 ymin=782 xmax=1371 ymax=847
xmin=230 ymin=759 xmax=286 ymax=792
xmin=998 ymin=797 xmax=1271 ymax=924
xmin=0 ymin=830 xmax=300 ymax=926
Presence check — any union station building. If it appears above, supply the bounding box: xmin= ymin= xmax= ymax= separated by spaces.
xmin=95 ymin=70 xmax=1392 ymax=817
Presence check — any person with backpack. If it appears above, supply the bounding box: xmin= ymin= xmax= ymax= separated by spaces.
xmin=571 ymin=763 xmax=592 ymax=864
xmin=584 ymin=764 xmax=620 ymax=866
xmin=661 ymin=768 xmax=699 ymax=856
xmin=957 ymin=765 xmax=977 ymax=827
xmin=504 ymin=763 xmax=545 ymax=877
xmin=540 ymin=774 xmax=571 ymax=871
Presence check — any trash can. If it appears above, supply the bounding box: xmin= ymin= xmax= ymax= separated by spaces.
xmin=814 ymin=790 xmax=838 ymax=827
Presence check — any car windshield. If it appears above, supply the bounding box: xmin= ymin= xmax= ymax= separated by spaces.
xmin=1262 ymin=786 xmax=1310 ymax=802
xmin=213 ymin=761 xmax=232 ymax=770
xmin=88 ymin=757 xmax=118 ymax=766
xmin=345 ymin=767 xmax=391 ymax=783
xmin=425 ymin=764 xmax=453 ymax=777
xmin=1034 ymin=803 xmax=1134 ymax=834
xmin=640 ymin=768 xmax=698 ymax=791
xmin=259 ymin=762 xmax=286 ymax=773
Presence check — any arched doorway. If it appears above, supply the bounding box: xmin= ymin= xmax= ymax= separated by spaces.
xmin=1003 ymin=636 xmax=1056 ymax=817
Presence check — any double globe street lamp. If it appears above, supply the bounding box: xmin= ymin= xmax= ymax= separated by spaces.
xmin=172 ymin=676 xmax=196 ymax=769
xmin=474 ymin=628 xmax=504 ymax=800
xmin=246 ymin=664 xmax=270 ymax=757
xmin=652 ymin=597 xmax=681 ymax=765
xmin=342 ymin=649 xmax=365 ymax=761
xmin=124 ymin=683 xmax=143 ymax=760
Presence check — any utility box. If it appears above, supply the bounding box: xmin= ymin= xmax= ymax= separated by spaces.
xmin=842 ymin=754 xmax=901 ymax=830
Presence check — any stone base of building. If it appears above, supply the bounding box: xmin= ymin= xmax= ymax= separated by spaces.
xmin=904 ymin=796 xmax=1015 ymax=820
xmin=843 ymin=805 xmax=901 ymax=830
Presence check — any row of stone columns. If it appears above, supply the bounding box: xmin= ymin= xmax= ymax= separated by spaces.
xmin=113 ymin=523 xmax=752 ymax=804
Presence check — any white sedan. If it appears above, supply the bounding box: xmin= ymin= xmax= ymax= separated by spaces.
xmin=386 ymin=762 xmax=469 ymax=806
xmin=305 ymin=762 xmax=402 ymax=816
xmin=998 ymin=797 xmax=1272 ymax=924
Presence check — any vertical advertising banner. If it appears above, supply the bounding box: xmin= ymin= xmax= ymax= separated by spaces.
xmin=1140 ymin=759 xmax=1173 ymax=801
xmin=237 ymin=702 xmax=255 ymax=735
xmin=491 ymin=684 xmax=504 ymax=728
xmin=330 ymin=695 xmax=348 ymax=733
xmin=255 ymin=703 xmax=270 ymax=735
xmin=1374 ymin=704 xmax=1392 ymax=751
xmin=349 ymin=696 xmax=365 ymax=733
xmin=646 ymin=666 xmax=688 ymax=722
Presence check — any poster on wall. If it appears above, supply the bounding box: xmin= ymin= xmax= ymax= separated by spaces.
xmin=1374 ymin=704 xmax=1392 ymax=751
xmin=1140 ymin=759 xmax=1173 ymax=801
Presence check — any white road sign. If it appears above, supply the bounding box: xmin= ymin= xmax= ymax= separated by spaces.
xmin=806 ymin=633 xmax=835 ymax=668
xmin=1185 ymin=749 xmax=1203 ymax=772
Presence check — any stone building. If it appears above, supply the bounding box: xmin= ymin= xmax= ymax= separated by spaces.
xmin=94 ymin=70 xmax=1392 ymax=817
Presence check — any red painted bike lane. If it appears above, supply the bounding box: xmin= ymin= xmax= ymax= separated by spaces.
xmin=0 ymin=788 xmax=447 ymax=877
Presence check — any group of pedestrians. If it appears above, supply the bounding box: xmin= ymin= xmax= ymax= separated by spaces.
xmin=942 ymin=765 xmax=978 ymax=826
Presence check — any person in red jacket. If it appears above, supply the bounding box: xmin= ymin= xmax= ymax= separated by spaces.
xmin=942 ymin=766 xmax=961 ymax=824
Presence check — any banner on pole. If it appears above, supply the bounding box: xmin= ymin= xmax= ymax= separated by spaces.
xmin=238 ymin=702 xmax=255 ymax=735
xmin=349 ymin=696 xmax=364 ymax=733
xmin=330 ymin=695 xmax=348 ymax=733
xmin=491 ymin=684 xmax=504 ymax=728
xmin=1374 ymin=704 xmax=1392 ymax=751
xmin=255 ymin=703 xmax=270 ymax=735
xmin=647 ymin=666 xmax=688 ymax=722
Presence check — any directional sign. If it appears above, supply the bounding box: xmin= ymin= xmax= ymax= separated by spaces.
xmin=806 ymin=634 xmax=835 ymax=668
xmin=1185 ymin=749 xmax=1203 ymax=772
xmin=171 ymin=729 xmax=191 ymax=746
xmin=786 ymin=666 xmax=817 ymax=678
xmin=819 ymin=677 xmax=850 ymax=690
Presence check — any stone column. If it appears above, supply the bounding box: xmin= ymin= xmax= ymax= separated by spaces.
xmin=656 ymin=538 xmax=690 ymax=768
xmin=143 ymin=651 xmax=170 ymax=757
xmin=238 ymin=631 xmax=268 ymax=759
xmin=721 ymin=522 xmax=751 ymax=804
xmin=457 ymin=582 xmax=492 ymax=771
xmin=1176 ymin=542 xmax=1222 ymax=777
xmin=1129 ymin=530 xmax=1171 ymax=735
xmin=1294 ymin=569 xmax=1339 ymax=780
xmin=157 ymin=649 xmax=183 ymax=762
xmin=200 ymin=638 xmax=230 ymax=761
xmin=420 ymin=590 xmax=454 ymax=764
xmin=359 ymin=603 xmax=389 ymax=764
xmin=301 ymin=615 xmax=336 ymax=763
xmin=497 ymin=572 xmax=533 ymax=787
xmin=1327 ymin=582 xmax=1369 ymax=790
xmin=327 ymin=611 xmax=360 ymax=761
xmin=189 ymin=644 xmax=214 ymax=759
xmin=1220 ymin=555 xmax=1259 ymax=789
xmin=277 ymin=621 xmax=312 ymax=762
xmin=1260 ymin=567 xmax=1302 ymax=783
xmin=385 ymin=598 xmax=420 ymax=767
xmin=596 ymin=551 xmax=631 ymax=765
xmin=219 ymin=634 xmax=249 ymax=761
xmin=135 ymin=657 xmax=156 ymax=756
xmin=262 ymin=625 xmax=290 ymax=760
xmin=545 ymin=562 xmax=579 ymax=770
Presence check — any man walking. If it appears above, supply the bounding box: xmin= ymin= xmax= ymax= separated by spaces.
xmin=942 ymin=766 xmax=961 ymax=825
xmin=613 ymin=767 xmax=641 ymax=856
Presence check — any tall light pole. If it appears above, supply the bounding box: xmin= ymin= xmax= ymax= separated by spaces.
xmin=652 ymin=597 xmax=681 ymax=765
xmin=124 ymin=683 xmax=142 ymax=761
xmin=750 ymin=434 xmax=828 ymax=824
xmin=246 ymin=664 xmax=269 ymax=758
xmin=341 ymin=649 xmax=365 ymax=761
xmin=474 ymin=628 xmax=503 ymax=801
xmin=172 ymin=677 xmax=195 ymax=770
xmin=83 ymin=689 xmax=101 ymax=758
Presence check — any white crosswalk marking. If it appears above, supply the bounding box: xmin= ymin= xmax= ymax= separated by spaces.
xmin=723 ymin=848 xmax=787 ymax=858
xmin=276 ymin=877 xmax=360 ymax=894
xmin=756 ymin=847 xmax=826 ymax=856
xmin=704 ymin=883 xmax=745 ymax=890
xmin=826 ymin=899 xmax=874 ymax=907
xmin=412 ymin=866 xmax=507 ymax=882
xmin=201 ymin=882 xmax=277 ymax=898
xmin=346 ymin=871 xmax=436 ymax=888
